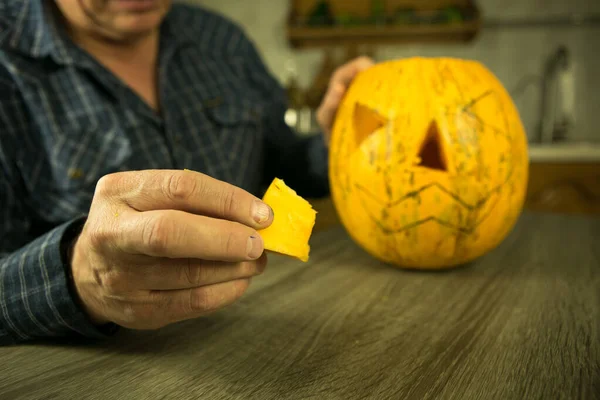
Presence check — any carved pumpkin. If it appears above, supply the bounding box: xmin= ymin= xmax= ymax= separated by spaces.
xmin=259 ymin=178 xmax=317 ymax=262
xmin=329 ymin=57 xmax=529 ymax=269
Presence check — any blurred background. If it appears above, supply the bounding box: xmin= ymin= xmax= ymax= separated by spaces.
xmin=186 ymin=0 xmax=599 ymax=218
xmin=187 ymin=0 xmax=597 ymax=143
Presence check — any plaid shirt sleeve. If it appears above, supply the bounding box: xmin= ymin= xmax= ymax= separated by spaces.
xmin=0 ymin=81 xmax=117 ymax=346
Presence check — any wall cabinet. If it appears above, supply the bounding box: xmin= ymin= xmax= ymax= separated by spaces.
xmin=287 ymin=0 xmax=481 ymax=48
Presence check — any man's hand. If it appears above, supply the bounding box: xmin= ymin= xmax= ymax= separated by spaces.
xmin=70 ymin=170 xmax=273 ymax=329
xmin=316 ymin=56 xmax=375 ymax=145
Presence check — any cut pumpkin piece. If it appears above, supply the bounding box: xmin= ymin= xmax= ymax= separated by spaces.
xmin=259 ymin=178 xmax=317 ymax=262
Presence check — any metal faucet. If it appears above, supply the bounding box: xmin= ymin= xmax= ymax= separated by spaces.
xmin=537 ymin=45 xmax=573 ymax=143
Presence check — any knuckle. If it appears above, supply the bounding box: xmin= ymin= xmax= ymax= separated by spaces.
xmin=182 ymin=259 xmax=203 ymax=286
xmin=141 ymin=214 xmax=171 ymax=254
xmin=166 ymin=172 xmax=197 ymax=201
xmin=219 ymin=187 xmax=240 ymax=217
xmin=119 ymin=305 xmax=137 ymax=325
xmin=124 ymin=294 xmax=173 ymax=329
xmin=95 ymin=173 xmax=120 ymax=197
xmin=86 ymin=223 xmax=113 ymax=249
xmin=188 ymin=288 xmax=213 ymax=313
xmin=102 ymin=271 xmax=125 ymax=293
xmin=222 ymin=230 xmax=240 ymax=257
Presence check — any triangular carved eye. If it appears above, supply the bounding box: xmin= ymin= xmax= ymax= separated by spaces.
xmin=353 ymin=102 xmax=387 ymax=148
xmin=417 ymin=120 xmax=447 ymax=172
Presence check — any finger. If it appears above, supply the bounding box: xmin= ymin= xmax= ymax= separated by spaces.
xmin=317 ymin=82 xmax=346 ymax=136
xmin=120 ymin=209 xmax=265 ymax=262
xmin=330 ymin=56 xmax=375 ymax=90
xmin=96 ymin=170 xmax=274 ymax=230
xmin=110 ymin=278 xmax=252 ymax=330
xmin=155 ymin=278 xmax=252 ymax=325
xmin=124 ymin=253 xmax=267 ymax=291
xmin=317 ymin=56 xmax=375 ymax=137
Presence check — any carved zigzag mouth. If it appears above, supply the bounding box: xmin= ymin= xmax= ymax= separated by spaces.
xmin=346 ymin=89 xmax=516 ymax=236
xmin=353 ymin=170 xmax=511 ymax=235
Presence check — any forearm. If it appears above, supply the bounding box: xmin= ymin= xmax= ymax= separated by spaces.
xmin=0 ymin=218 xmax=118 ymax=346
xmin=0 ymin=77 xmax=118 ymax=345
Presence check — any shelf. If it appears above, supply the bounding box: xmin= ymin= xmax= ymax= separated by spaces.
xmin=287 ymin=0 xmax=481 ymax=48
xmin=483 ymin=14 xmax=600 ymax=29
xmin=287 ymin=22 xmax=480 ymax=48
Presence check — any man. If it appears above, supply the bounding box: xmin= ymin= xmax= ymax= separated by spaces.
xmin=0 ymin=0 xmax=374 ymax=345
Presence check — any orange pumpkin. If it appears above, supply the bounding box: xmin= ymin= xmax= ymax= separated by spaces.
xmin=329 ymin=57 xmax=529 ymax=269
xmin=259 ymin=178 xmax=317 ymax=262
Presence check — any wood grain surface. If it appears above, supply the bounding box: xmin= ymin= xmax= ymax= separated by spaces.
xmin=1 ymin=212 xmax=599 ymax=400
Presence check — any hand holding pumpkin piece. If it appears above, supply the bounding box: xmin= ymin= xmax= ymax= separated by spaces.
xmin=69 ymin=169 xmax=274 ymax=329
xmin=258 ymin=178 xmax=317 ymax=262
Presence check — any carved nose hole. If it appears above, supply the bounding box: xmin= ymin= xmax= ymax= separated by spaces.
xmin=417 ymin=120 xmax=447 ymax=171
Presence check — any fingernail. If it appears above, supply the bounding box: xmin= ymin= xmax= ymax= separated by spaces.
xmin=247 ymin=235 xmax=263 ymax=259
xmin=252 ymin=200 xmax=272 ymax=224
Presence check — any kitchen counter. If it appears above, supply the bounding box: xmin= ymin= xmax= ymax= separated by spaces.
xmin=528 ymin=142 xmax=600 ymax=163
xmin=1 ymin=212 xmax=598 ymax=399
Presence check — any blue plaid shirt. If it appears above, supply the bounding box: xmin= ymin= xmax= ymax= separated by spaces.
xmin=0 ymin=0 xmax=329 ymax=345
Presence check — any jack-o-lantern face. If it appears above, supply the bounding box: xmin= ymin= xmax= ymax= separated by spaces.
xmin=329 ymin=57 xmax=529 ymax=269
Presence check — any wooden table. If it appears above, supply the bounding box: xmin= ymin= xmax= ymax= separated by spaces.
xmin=1 ymin=212 xmax=599 ymax=399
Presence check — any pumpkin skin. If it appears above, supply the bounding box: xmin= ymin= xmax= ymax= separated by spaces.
xmin=329 ymin=57 xmax=529 ymax=270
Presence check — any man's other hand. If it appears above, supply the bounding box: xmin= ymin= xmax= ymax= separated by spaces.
xmin=316 ymin=56 xmax=375 ymax=145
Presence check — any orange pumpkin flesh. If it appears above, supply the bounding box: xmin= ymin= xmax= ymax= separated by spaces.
xmin=329 ymin=57 xmax=529 ymax=270
xmin=259 ymin=178 xmax=317 ymax=262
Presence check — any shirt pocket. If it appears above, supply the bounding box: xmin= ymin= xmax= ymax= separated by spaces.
xmin=49 ymin=107 xmax=133 ymax=194
xmin=203 ymin=94 xmax=265 ymax=167
xmin=18 ymin=107 xmax=132 ymax=223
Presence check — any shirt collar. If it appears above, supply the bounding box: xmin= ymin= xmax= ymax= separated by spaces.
xmin=0 ymin=0 xmax=76 ymax=65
